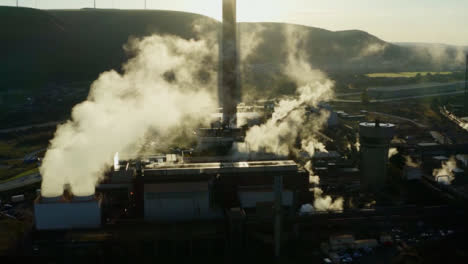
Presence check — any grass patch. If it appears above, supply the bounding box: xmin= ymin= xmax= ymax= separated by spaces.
xmin=0 ymin=167 xmax=39 ymax=184
xmin=366 ymin=72 xmax=452 ymax=78
xmin=0 ymin=130 xmax=52 ymax=159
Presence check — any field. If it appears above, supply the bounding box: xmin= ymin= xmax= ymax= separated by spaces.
xmin=0 ymin=127 xmax=53 ymax=182
xmin=0 ymin=167 xmax=39 ymax=184
xmin=366 ymin=72 xmax=453 ymax=78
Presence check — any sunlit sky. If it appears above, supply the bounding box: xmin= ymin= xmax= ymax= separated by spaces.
xmin=2 ymin=0 xmax=468 ymax=46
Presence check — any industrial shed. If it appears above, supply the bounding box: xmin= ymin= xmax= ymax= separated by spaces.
xmin=34 ymin=196 xmax=102 ymax=230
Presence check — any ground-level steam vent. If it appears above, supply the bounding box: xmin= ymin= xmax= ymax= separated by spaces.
xmin=34 ymin=195 xmax=102 ymax=230
xmin=144 ymin=182 xmax=222 ymax=221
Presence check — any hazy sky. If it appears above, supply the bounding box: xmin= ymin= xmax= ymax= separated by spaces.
xmin=3 ymin=0 xmax=468 ymax=46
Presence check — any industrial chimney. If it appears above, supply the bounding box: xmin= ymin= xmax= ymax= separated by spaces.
xmin=465 ymin=54 xmax=468 ymax=115
xmin=220 ymin=0 xmax=239 ymax=128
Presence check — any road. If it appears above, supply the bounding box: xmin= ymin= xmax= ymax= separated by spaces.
xmin=0 ymin=121 xmax=63 ymax=134
xmin=0 ymin=173 xmax=41 ymax=192
xmin=369 ymin=111 xmax=427 ymax=128
xmin=333 ymin=90 xmax=465 ymax=103
xmin=23 ymin=148 xmax=47 ymax=161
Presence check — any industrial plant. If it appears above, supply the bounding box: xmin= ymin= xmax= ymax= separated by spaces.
xmin=1 ymin=0 xmax=468 ymax=262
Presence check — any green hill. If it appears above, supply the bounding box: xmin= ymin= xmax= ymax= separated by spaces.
xmin=0 ymin=6 xmax=466 ymax=127
xmin=1 ymin=7 xmax=204 ymax=91
xmin=1 ymin=7 xmax=465 ymax=90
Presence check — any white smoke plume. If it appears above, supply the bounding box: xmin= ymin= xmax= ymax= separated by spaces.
xmin=359 ymin=43 xmax=388 ymax=57
xmin=305 ymin=160 xmax=343 ymax=211
xmin=355 ymin=133 xmax=361 ymax=151
xmin=305 ymin=161 xmax=320 ymax=185
xmin=239 ymin=23 xmax=266 ymax=63
xmin=405 ymin=156 xmax=421 ymax=168
xmin=238 ymin=25 xmax=334 ymax=157
xmin=408 ymin=44 xmax=467 ymax=67
xmin=313 ymin=187 xmax=344 ymax=212
xmin=432 ymin=156 xmax=458 ymax=185
xmin=459 ymin=121 xmax=468 ymax=132
xmin=40 ymin=34 xmax=218 ymax=197
xmin=236 ymin=25 xmax=342 ymax=211
xmin=388 ymin=147 xmax=398 ymax=159
xmin=113 ymin=152 xmax=120 ymax=171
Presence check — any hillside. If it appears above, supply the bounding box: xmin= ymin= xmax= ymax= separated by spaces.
xmin=0 ymin=7 xmax=204 ymax=91
xmin=0 ymin=6 xmax=466 ymax=127
xmin=1 ymin=7 xmax=466 ymax=90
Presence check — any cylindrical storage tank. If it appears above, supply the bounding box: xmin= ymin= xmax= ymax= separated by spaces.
xmin=359 ymin=122 xmax=395 ymax=192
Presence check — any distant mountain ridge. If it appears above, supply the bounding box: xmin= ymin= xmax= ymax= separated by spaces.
xmin=0 ymin=6 xmax=466 ymax=93
xmin=395 ymin=42 xmax=468 ymax=48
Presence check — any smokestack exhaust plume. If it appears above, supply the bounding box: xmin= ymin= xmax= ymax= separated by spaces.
xmin=220 ymin=0 xmax=239 ymax=128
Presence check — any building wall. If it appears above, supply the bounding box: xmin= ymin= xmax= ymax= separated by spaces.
xmin=34 ymin=200 xmax=101 ymax=230
xmin=144 ymin=191 xmax=222 ymax=221
xmin=238 ymin=190 xmax=293 ymax=208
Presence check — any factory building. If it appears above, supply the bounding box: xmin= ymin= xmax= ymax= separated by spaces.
xmin=144 ymin=182 xmax=221 ymax=221
xmin=359 ymin=121 xmax=395 ymax=191
xmin=34 ymin=195 xmax=102 ymax=230
xmin=141 ymin=160 xmax=307 ymax=219
xmin=34 ymin=159 xmax=307 ymax=229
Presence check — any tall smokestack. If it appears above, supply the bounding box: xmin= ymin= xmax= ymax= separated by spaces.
xmin=220 ymin=0 xmax=239 ymax=128
xmin=465 ymin=54 xmax=468 ymax=115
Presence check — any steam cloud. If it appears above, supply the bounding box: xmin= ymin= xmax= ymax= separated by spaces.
xmin=41 ymin=20 xmax=343 ymax=213
xmin=354 ymin=133 xmax=361 ymax=151
xmin=433 ymin=156 xmax=458 ymax=185
xmin=312 ymin=187 xmax=344 ymax=212
xmin=40 ymin=34 xmax=218 ymax=197
xmin=405 ymin=156 xmax=421 ymax=168
xmin=388 ymin=147 xmax=398 ymax=159
xmin=239 ymin=26 xmax=333 ymax=157
xmin=304 ymin=160 xmax=344 ymax=212
xmin=239 ymin=26 xmax=342 ymax=211
xmin=410 ymin=44 xmax=467 ymax=66
xmin=359 ymin=43 xmax=388 ymax=57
